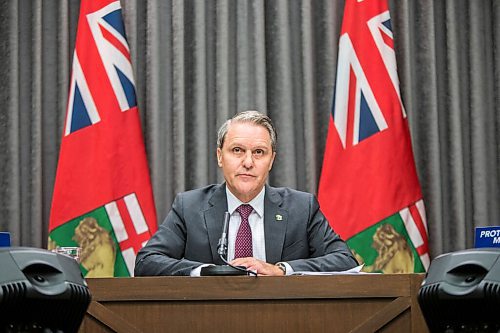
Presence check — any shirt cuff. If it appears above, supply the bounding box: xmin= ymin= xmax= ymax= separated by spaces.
xmin=190 ymin=264 xmax=215 ymax=277
xmin=282 ymin=262 xmax=294 ymax=276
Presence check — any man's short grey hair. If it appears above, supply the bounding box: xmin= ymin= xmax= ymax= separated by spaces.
xmin=217 ymin=110 xmax=277 ymax=152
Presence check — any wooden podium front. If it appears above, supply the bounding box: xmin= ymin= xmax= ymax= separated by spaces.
xmin=80 ymin=274 xmax=428 ymax=333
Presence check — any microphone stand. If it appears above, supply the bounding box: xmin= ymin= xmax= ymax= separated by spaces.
xmin=201 ymin=212 xmax=257 ymax=276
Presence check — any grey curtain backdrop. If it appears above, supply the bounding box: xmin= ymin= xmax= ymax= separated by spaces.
xmin=0 ymin=0 xmax=499 ymax=260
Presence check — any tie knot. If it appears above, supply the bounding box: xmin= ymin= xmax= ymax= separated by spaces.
xmin=236 ymin=204 xmax=253 ymax=220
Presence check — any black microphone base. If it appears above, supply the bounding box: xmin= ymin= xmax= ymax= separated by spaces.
xmin=200 ymin=265 xmax=249 ymax=276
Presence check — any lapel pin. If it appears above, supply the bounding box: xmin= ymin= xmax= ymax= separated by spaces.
xmin=275 ymin=214 xmax=283 ymax=221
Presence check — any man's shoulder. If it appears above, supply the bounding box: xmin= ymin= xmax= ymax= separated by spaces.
xmin=267 ymin=186 xmax=314 ymax=201
xmin=173 ymin=184 xmax=224 ymax=212
xmin=178 ymin=184 xmax=222 ymax=199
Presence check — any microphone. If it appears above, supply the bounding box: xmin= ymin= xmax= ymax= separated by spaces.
xmin=200 ymin=212 xmax=256 ymax=276
xmin=217 ymin=212 xmax=231 ymax=258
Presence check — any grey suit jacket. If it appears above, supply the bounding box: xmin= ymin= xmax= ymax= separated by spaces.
xmin=135 ymin=184 xmax=357 ymax=276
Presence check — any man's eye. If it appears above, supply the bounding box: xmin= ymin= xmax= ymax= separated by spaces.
xmin=254 ymin=149 xmax=264 ymax=156
xmin=232 ymin=147 xmax=242 ymax=153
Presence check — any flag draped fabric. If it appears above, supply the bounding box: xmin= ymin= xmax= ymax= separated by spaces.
xmin=318 ymin=0 xmax=429 ymax=273
xmin=49 ymin=0 xmax=157 ymax=277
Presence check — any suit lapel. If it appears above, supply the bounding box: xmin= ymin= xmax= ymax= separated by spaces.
xmin=264 ymin=186 xmax=288 ymax=264
xmin=204 ymin=184 xmax=228 ymax=264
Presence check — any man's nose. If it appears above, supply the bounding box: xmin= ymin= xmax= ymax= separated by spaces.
xmin=242 ymin=151 xmax=254 ymax=168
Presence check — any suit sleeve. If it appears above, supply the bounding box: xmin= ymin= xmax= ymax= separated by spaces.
xmin=286 ymin=194 xmax=358 ymax=272
xmin=134 ymin=194 xmax=204 ymax=276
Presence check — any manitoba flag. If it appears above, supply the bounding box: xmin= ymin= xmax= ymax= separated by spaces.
xmin=49 ymin=0 xmax=157 ymax=277
xmin=318 ymin=0 xmax=429 ymax=273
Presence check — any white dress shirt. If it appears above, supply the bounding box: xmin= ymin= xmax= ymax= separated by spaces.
xmin=226 ymin=187 xmax=266 ymax=262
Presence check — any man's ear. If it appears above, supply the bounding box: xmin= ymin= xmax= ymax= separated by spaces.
xmin=216 ymin=148 xmax=222 ymax=167
xmin=268 ymin=151 xmax=276 ymax=171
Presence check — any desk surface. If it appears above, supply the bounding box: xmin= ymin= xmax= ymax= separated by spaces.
xmin=81 ymin=274 xmax=428 ymax=333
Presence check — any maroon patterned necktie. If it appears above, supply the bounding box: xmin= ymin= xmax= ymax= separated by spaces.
xmin=234 ymin=204 xmax=253 ymax=258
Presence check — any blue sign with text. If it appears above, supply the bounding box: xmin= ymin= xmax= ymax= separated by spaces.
xmin=0 ymin=232 xmax=10 ymax=247
xmin=475 ymin=226 xmax=500 ymax=248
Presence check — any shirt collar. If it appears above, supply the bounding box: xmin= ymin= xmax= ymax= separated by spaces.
xmin=225 ymin=185 xmax=265 ymax=218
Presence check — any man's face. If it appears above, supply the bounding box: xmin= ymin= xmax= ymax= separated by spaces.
xmin=217 ymin=121 xmax=276 ymax=203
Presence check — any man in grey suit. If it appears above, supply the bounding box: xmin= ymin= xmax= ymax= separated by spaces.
xmin=135 ymin=111 xmax=357 ymax=276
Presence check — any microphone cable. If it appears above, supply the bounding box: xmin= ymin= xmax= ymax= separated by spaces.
xmin=218 ymin=253 xmax=258 ymax=276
